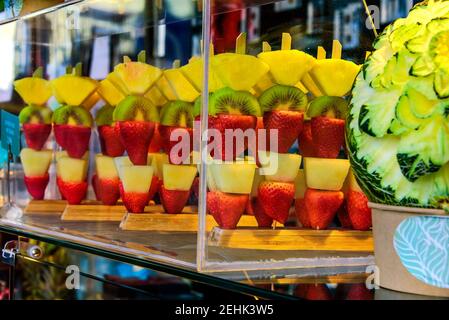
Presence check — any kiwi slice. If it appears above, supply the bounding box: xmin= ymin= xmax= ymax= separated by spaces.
xmin=52 ymin=105 xmax=93 ymax=127
xmin=19 ymin=105 xmax=52 ymax=124
xmin=259 ymin=85 xmax=308 ymax=113
xmin=95 ymin=105 xmax=115 ymax=126
xmin=209 ymin=87 xmax=261 ymax=117
xmin=113 ymin=95 xmax=160 ymax=123
xmin=307 ymin=96 xmax=349 ymax=120
xmin=160 ymin=101 xmax=193 ymax=127
xmin=193 ymin=94 xmax=213 ymax=117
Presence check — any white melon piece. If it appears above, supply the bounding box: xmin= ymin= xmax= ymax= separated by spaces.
xmin=294 ymin=169 xmax=307 ymax=199
xmin=259 ymin=151 xmax=302 ymax=182
xmin=210 ymin=162 xmax=256 ymax=194
xmin=20 ymin=148 xmax=53 ymax=177
xmin=149 ymin=153 xmax=169 ymax=179
xmin=163 ymin=164 xmax=198 ymax=191
xmin=114 ymin=156 xmax=133 ymax=179
xmin=95 ymin=155 xmax=118 ymax=179
xmin=121 ymin=166 xmax=154 ymax=193
xmin=56 ymin=157 xmax=88 ymax=182
xmin=304 ymin=157 xmax=350 ymax=191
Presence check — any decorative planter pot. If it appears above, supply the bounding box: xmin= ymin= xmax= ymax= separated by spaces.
xmin=370 ymin=203 xmax=449 ymax=297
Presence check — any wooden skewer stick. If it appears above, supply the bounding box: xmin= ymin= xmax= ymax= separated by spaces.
xmin=332 ymin=40 xmax=342 ymax=59
xmin=281 ymin=33 xmax=292 ymax=51
xmin=317 ymin=46 xmax=326 ymax=60
xmin=172 ymin=59 xmax=181 ymax=69
xmin=262 ymin=41 xmax=271 ymax=52
xmin=235 ymin=32 xmax=247 ymax=54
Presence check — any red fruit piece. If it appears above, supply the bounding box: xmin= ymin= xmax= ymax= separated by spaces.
xmin=295 ymin=198 xmax=310 ymax=228
xmin=53 ymin=124 xmax=68 ymax=149
xmin=148 ymin=176 xmax=162 ymax=201
xmin=245 ymin=196 xmax=254 ymax=215
xmin=24 ymin=174 xmax=49 ymax=200
xmin=258 ymin=181 xmax=295 ymax=224
xmin=298 ymin=121 xmax=315 ymax=157
xmin=191 ymin=177 xmax=200 ymax=202
xmin=148 ymin=123 xmax=163 ymax=153
xmin=263 ymin=110 xmax=304 ymax=153
xmin=57 ymin=179 xmax=88 ymax=205
xmin=55 ymin=125 xmax=91 ymax=158
xmin=118 ymin=121 xmax=155 ymax=165
xmin=119 ymin=182 xmax=149 ymax=213
xmin=252 ymin=198 xmax=273 ymax=227
xmin=159 ymin=185 xmax=190 ymax=214
xmin=22 ymin=123 xmax=51 ymax=150
xmin=98 ymin=125 xmax=125 ymax=157
xmin=296 ymin=284 xmax=333 ymax=300
xmin=337 ymin=201 xmax=352 ymax=229
xmin=347 ymin=191 xmax=372 ymax=231
xmin=92 ymin=174 xmax=100 ymax=200
xmin=158 ymin=125 xmax=193 ymax=164
xmin=311 ymin=116 xmax=345 ymax=158
xmin=345 ymin=283 xmax=374 ymax=300
xmin=98 ymin=177 xmax=120 ymax=206
xmin=305 ymin=188 xmax=344 ymax=230
xmin=207 ymin=191 xmax=248 ymax=229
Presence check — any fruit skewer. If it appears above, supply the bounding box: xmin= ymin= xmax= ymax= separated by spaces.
xmin=160 ymin=164 xmax=197 ymax=214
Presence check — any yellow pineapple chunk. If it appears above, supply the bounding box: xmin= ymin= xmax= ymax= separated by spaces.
xmin=14 ymin=77 xmax=52 ymax=106
xmin=51 ymin=75 xmax=98 ymax=106
xmin=56 ymin=157 xmax=88 ymax=182
xmin=257 ymin=50 xmax=316 ymax=86
xmin=303 ymin=157 xmax=350 ymax=191
xmin=121 ymin=166 xmax=153 ymax=193
xmin=144 ymin=86 xmax=168 ymax=107
xmin=180 ymin=59 xmax=224 ymax=92
xmin=20 ymin=148 xmax=52 ymax=177
xmin=342 ymin=168 xmax=363 ymax=194
xmin=82 ymin=92 xmax=100 ymax=110
xmin=308 ymin=59 xmax=361 ymax=97
xmin=112 ymin=62 xmax=162 ymax=95
xmin=106 ymin=72 xmax=128 ymax=95
xmin=149 ymin=153 xmax=169 ymax=179
xmin=162 ymin=164 xmax=197 ymax=191
xmin=113 ymin=156 xmax=133 ymax=179
xmin=156 ymin=76 xmax=177 ymax=101
xmin=210 ymin=162 xmax=256 ymax=194
xmin=95 ymin=155 xmax=118 ymax=179
xmin=294 ymin=169 xmax=307 ymax=199
xmin=97 ymin=78 xmax=125 ymax=107
xmin=163 ymin=69 xmax=200 ymax=102
xmin=258 ymin=151 xmax=302 ymax=182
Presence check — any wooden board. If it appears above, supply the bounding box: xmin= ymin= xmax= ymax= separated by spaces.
xmin=241 ymin=273 xmax=369 ymax=285
xmin=209 ymin=227 xmax=373 ymax=252
xmin=24 ymin=200 xmax=68 ymax=214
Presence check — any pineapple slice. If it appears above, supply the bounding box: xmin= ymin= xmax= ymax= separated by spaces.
xmin=162 ymin=164 xmax=197 ymax=191
xmin=20 ymin=148 xmax=52 ymax=177
xmin=163 ymin=69 xmax=200 ymax=102
xmin=82 ymin=92 xmax=101 ymax=110
xmin=303 ymin=157 xmax=350 ymax=191
xmin=149 ymin=153 xmax=169 ymax=179
xmin=210 ymin=161 xmax=256 ymax=194
xmin=257 ymin=50 xmax=316 ymax=86
xmin=112 ymin=62 xmax=162 ymax=95
xmin=294 ymin=169 xmax=307 ymax=199
xmin=106 ymin=72 xmax=128 ymax=95
xmin=308 ymin=59 xmax=361 ymax=97
xmin=14 ymin=77 xmax=52 ymax=106
xmin=121 ymin=166 xmax=154 ymax=193
xmin=342 ymin=168 xmax=363 ymax=194
xmin=156 ymin=76 xmax=177 ymax=101
xmin=97 ymin=78 xmax=126 ymax=107
xmin=55 ymin=150 xmax=89 ymax=161
xmin=95 ymin=155 xmax=118 ymax=179
xmin=192 ymin=151 xmax=218 ymax=192
xmin=211 ymin=53 xmax=269 ymax=91
xmin=258 ymin=152 xmax=302 ymax=182
xmin=114 ymin=156 xmax=133 ymax=179
xmin=56 ymin=157 xmax=88 ymax=182
xmin=144 ymin=86 xmax=168 ymax=107
xmin=52 ymin=75 xmax=98 ymax=106
xmin=180 ymin=59 xmax=224 ymax=92
xmin=250 ymin=168 xmax=265 ymax=197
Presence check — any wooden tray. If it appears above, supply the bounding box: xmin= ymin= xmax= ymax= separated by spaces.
xmin=24 ymin=200 xmax=69 ymax=214
xmin=209 ymin=227 xmax=373 ymax=252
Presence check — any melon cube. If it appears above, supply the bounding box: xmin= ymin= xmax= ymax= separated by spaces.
xmin=56 ymin=157 xmax=88 ymax=182
xmin=149 ymin=153 xmax=169 ymax=179
xmin=259 ymin=151 xmax=302 ymax=182
xmin=95 ymin=155 xmax=118 ymax=179
xmin=121 ymin=166 xmax=154 ymax=193
xmin=20 ymin=148 xmax=52 ymax=177
xmin=114 ymin=156 xmax=133 ymax=180
xmin=210 ymin=162 xmax=256 ymax=194
xmin=294 ymin=169 xmax=307 ymax=199
xmin=304 ymin=157 xmax=350 ymax=191
xmin=163 ymin=164 xmax=198 ymax=191
xmin=342 ymin=168 xmax=363 ymax=194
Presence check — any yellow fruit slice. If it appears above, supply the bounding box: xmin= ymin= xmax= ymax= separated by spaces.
xmin=210 ymin=161 xmax=256 ymax=194
xmin=106 ymin=72 xmax=128 ymax=95
xmin=14 ymin=77 xmax=52 ymax=106
xmin=95 ymin=155 xmax=118 ymax=179
xmin=211 ymin=53 xmax=269 ymax=91
xmin=82 ymin=92 xmax=100 ymax=110
xmin=163 ymin=69 xmax=200 ymax=102
xmin=51 ymin=75 xmax=98 ymax=106
xmin=20 ymin=148 xmax=52 ymax=177
xmin=163 ymin=164 xmax=197 ymax=191
xmin=308 ymin=59 xmax=361 ymax=97
xmin=257 ymin=50 xmax=316 ymax=86
xmin=56 ymin=157 xmax=88 ymax=182
xmin=113 ymin=156 xmax=133 ymax=179
xmin=294 ymin=169 xmax=306 ymax=199
xmin=149 ymin=153 xmax=169 ymax=179
xmin=258 ymin=151 xmax=302 ymax=183
xmin=303 ymin=157 xmax=350 ymax=191
xmin=112 ymin=62 xmax=162 ymax=95
xmin=144 ymin=86 xmax=168 ymax=107
xmin=156 ymin=76 xmax=177 ymax=101
xmin=56 ymin=150 xmax=89 ymax=162
xmin=342 ymin=168 xmax=363 ymax=194
xmin=97 ymin=78 xmax=126 ymax=107
xmin=179 ymin=58 xmax=224 ymax=92
xmin=121 ymin=165 xmax=154 ymax=193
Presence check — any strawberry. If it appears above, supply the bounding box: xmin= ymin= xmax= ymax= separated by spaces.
xmin=24 ymin=174 xmax=49 ymax=200
xmin=22 ymin=123 xmax=51 ymax=150
xmin=252 ymin=198 xmax=273 ymax=227
xmin=245 ymin=196 xmax=255 ymax=215
xmin=98 ymin=177 xmax=120 ymax=205
xmin=305 ymin=188 xmax=344 ymax=230
xmin=148 ymin=123 xmax=163 ymax=153
xmin=98 ymin=125 xmax=125 ymax=157
xmin=337 ymin=201 xmax=352 ymax=229
xmin=347 ymin=190 xmax=372 ymax=231
xmin=91 ymin=174 xmax=100 ymax=200
xmin=311 ymin=116 xmax=345 ymax=158
xmin=57 ymin=177 xmax=88 ymax=205
xmin=296 ymin=284 xmax=333 ymax=300
xmin=298 ymin=121 xmax=315 ymax=157
xmin=191 ymin=177 xmax=200 ymax=202
xmin=258 ymin=181 xmax=295 ymax=224
xmin=54 ymin=125 xmax=91 ymax=158
xmin=247 ymin=117 xmax=265 ymax=166
xmin=148 ymin=176 xmax=162 ymax=201
xmin=263 ymin=111 xmax=304 ymax=153
xmin=295 ymin=198 xmax=310 ymax=228
xmin=53 ymin=124 xmax=68 ymax=149
xmin=345 ymin=283 xmax=374 ymax=300
xmin=118 ymin=121 xmax=155 ymax=165
xmin=119 ymin=182 xmax=149 ymax=213
xmin=207 ymin=191 xmax=248 ymax=229
xmin=158 ymin=125 xmax=193 ymax=164
xmin=159 ymin=185 xmax=190 ymax=214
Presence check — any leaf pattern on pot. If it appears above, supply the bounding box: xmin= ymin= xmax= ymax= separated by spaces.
xmin=394 ymin=215 xmax=449 ymax=289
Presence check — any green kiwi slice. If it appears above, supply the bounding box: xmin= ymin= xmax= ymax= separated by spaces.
xmin=113 ymin=95 xmax=160 ymax=123
xmin=19 ymin=105 xmax=52 ymax=124
xmin=307 ymin=96 xmax=349 ymax=120
xmin=209 ymin=87 xmax=261 ymax=117
xmin=259 ymin=85 xmax=308 ymax=113
xmin=95 ymin=105 xmax=115 ymax=126
xmin=160 ymin=101 xmax=193 ymax=127
xmin=52 ymin=105 xmax=93 ymax=127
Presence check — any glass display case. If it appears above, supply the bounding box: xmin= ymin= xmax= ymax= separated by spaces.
xmin=0 ymin=0 xmax=422 ymax=297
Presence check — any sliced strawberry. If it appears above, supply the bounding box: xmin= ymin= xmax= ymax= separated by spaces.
xmin=98 ymin=177 xmax=120 ymax=205
xmin=345 ymin=283 xmax=374 ymax=300
xmin=245 ymin=196 xmax=254 ymax=215
xmin=22 ymin=123 xmax=51 ymax=150
xmin=24 ymin=174 xmax=49 ymax=200
xmin=311 ymin=116 xmax=345 ymax=158
xmin=92 ymin=174 xmax=100 ymax=201
xmin=57 ymin=179 xmax=88 ymax=205
xmin=191 ymin=177 xmax=200 ymax=202
xmin=207 ymin=191 xmax=248 ymax=229
xmin=296 ymin=284 xmax=333 ymax=300
xmin=295 ymin=198 xmax=310 ymax=228
xmin=305 ymin=188 xmax=344 ymax=230
xmin=148 ymin=176 xmax=162 ymax=201
xmin=118 ymin=121 xmax=155 ymax=165
xmin=337 ymin=201 xmax=352 ymax=229
xmin=159 ymin=185 xmax=190 ymax=214
xmin=252 ymin=198 xmax=273 ymax=227
xmin=159 ymin=125 xmax=193 ymax=164
xmin=148 ymin=123 xmax=163 ymax=153
xmin=119 ymin=182 xmax=149 ymax=213
xmin=56 ymin=125 xmax=91 ymax=159
xmin=263 ymin=111 xmax=304 ymax=153
xmin=53 ymin=124 xmax=68 ymax=149
xmin=247 ymin=117 xmax=265 ymax=166
xmin=298 ymin=121 xmax=315 ymax=157
xmin=98 ymin=125 xmax=125 ymax=157
xmin=258 ymin=181 xmax=294 ymax=224
xmin=347 ymin=190 xmax=372 ymax=231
